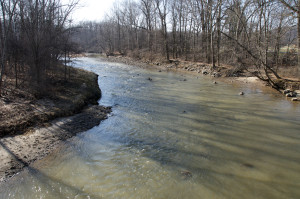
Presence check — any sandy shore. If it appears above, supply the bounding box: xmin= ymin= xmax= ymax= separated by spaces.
xmin=0 ymin=105 xmax=111 ymax=182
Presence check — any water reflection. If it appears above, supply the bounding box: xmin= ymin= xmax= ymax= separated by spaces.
xmin=0 ymin=57 xmax=300 ymax=199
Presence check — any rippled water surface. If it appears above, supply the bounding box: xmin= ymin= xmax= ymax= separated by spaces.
xmin=1 ymin=57 xmax=300 ymax=199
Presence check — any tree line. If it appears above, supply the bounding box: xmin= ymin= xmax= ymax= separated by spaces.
xmin=74 ymin=0 xmax=299 ymax=88
xmin=0 ymin=0 xmax=78 ymax=95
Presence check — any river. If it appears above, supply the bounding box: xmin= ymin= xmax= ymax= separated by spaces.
xmin=1 ymin=57 xmax=300 ymax=199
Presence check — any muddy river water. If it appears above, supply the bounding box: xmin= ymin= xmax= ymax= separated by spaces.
xmin=1 ymin=57 xmax=300 ymax=199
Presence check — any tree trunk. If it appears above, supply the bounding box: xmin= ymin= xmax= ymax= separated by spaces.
xmin=15 ymin=60 xmax=18 ymax=88
xmin=172 ymin=23 xmax=177 ymax=59
xmin=217 ymin=0 xmax=222 ymax=66
xmin=64 ymin=49 xmax=67 ymax=81
xmin=298 ymin=7 xmax=300 ymax=77
xmin=211 ymin=30 xmax=215 ymax=68
xmin=0 ymin=61 xmax=4 ymax=95
xmin=164 ymin=21 xmax=170 ymax=61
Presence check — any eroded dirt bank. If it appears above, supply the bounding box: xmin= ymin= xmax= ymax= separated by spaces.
xmin=0 ymin=105 xmax=111 ymax=182
xmin=0 ymin=66 xmax=111 ymax=182
xmin=0 ymin=67 xmax=104 ymax=137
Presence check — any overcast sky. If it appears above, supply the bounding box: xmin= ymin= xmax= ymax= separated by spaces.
xmin=62 ymin=0 xmax=115 ymax=22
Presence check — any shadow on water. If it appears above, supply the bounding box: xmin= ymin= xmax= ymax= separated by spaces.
xmin=1 ymin=57 xmax=300 ymax=199
xmin=0 ymin=140 xmax=101 ymax=199
xmin=0 ymin=104 xmax=110 ymax=198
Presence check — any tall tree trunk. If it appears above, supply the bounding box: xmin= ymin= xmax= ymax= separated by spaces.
xmin=217 ymin=0 xmax=222 ymax=66
xmin=172 ymin=22 xmax=177 ymax=59
xmin=211 ymin=30 xmax=215 ymax=67
xmin=164 ymin=21 xmax=170 ymax=61
xmin=298 ymin=6 xmax=300 ymax=77
xmin=0 ymin=1 xmax=6 ymax=95
xmin=15 ymin=59 xmax=18 ymax=88
xmin=64 ymin=49 xmax=67 ymax=81
xmin=0 ymin=61 xmax=4 ymax=95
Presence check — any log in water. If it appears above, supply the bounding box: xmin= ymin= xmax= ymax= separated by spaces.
xmin=1 ymin=57 xmax=299 ymax=199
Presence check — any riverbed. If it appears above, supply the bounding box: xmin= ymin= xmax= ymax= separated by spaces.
xmin=1 ymin=57 xmax=299 ymax=199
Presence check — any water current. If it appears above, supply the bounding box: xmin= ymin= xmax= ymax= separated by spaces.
xmin=1 ymin=57 xmax=300 ymax=199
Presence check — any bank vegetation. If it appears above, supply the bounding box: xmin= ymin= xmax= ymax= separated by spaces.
xmin=73 ymin=0 xmax=300 ymax=90
xmin=0 ymin=0 xmax=79 ymax=97
xmin=0 ymin=0 xmax=109 ymax=136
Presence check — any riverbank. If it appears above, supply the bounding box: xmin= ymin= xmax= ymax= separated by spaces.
xmin=0 ymin=66 xmax=111 ymax=182
xmin=0 ymin=66 xmax=104 ymax=136
xmin=97 ymin=54 xmax=300 ymax=101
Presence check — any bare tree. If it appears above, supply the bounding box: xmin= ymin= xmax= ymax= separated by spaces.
xmin=155 ymin=0 xmax=170 ymax=61
xmin=140 ymin=0 xmax=155 ymax=51
xmin=0 ymin=0 xmax=18 ymax=95
xmin=278 ymin=0 xmax=300 ymax=76
xmin=74 ymin=0 xmax=298 ymax=86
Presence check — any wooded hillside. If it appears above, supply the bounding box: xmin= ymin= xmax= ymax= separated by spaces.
xmin=73 ymin=0 xmax=300 ymax=88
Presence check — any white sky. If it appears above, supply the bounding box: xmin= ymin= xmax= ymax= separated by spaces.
xmin=62 ymin=0 xmax=115 ymax=22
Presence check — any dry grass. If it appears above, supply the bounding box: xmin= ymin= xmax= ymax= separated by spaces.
xmin=280 ymin=45 xmax=298 ymax=53
xmin=277 ymin=66 xmax=299 ymax=80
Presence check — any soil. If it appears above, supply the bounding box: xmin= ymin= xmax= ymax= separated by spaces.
xmin=0 ymin=65 xmax=111 ymax=182
xmin=0 ymin=105 xmax=111 ymax=182
xmin=0 ymin=66 xmax=102 ymax=136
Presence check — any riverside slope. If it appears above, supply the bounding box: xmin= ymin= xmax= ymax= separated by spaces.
xmin=0 ymin=67 xmax=111 ymax=182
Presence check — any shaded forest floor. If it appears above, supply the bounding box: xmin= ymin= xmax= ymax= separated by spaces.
xmin=97 ymin=53 xmax=300 ymax=101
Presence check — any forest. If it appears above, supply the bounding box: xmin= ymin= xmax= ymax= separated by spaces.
xmin=73 ymin=0 xmax=300 ymax=88
xmin=0 ymin=0 xmax=78 ymax=96
xmin=0 ymin=0 xmax=299 ymax=95
xmin=1 ymin=1 xmax=300 ymax=196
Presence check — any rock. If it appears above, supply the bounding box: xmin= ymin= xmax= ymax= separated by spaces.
xmin=183 ymin=79 xmax=187 ymax=81
xmin=181 ymin=170 xmax=193 ymax=178
xmin=3 ymin=98 xmax=11 ymax=104
xmin=242 ymin=163 xmax=254 ymax=168
xmin=283 ymin=89 xmax=291 ymax=94
xmin=147 ymin=77 xmax=152 ymax=81
xmin=213 ymin=81 xmax=217 ymax=84
xmin=80 ymin=83 xmax=87 ymax=89
xmin=239 ymin=92 xmax=244 ymax=95
xmin=202 ymin=70 xmax=209 ymax=75
xmin=167 ymin=65 xmax=174 ymax=68
xmin=291 ymin=98 xmax=298 ymax=101
xmin=211 ymin=72 xmax=220 ymax=77
xmin=158 ymin=70 xmax=162 ymax=72
xmin=286 ymin=92 xmax=296 ymax=97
